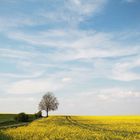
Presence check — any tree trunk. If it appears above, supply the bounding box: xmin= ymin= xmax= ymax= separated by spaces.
xmin=46 ymin=108 xmax=48 ymax=117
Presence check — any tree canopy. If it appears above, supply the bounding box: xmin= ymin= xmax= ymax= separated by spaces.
xmin=39 ymin=92 xmax=59 ymax=117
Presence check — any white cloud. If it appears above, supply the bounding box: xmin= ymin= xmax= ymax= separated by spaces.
xmin=0 ymin=71 xmax=43 ymax=79
xmin=97 ymin=88 xmax=140 ymax=100
xmin=2 ymin=29 xmax=140 ymax=82
xmin=123 ymin=0 xmax=136 ymax=3
xmin=0 ymin=0 xmax=140 ymax=115
xmin=6 ymin=30 xmax=140 ymax=60
xmin=0 ymin=48 xmax=35 ymax=60
xmin=39 ymin=0 xmax=107 ymax=26
xmin=62 ymin=77 xmax=72 ymax=82
xmin=112 ymin=58 xmax=140 ymax=81
xmin=6 ymin=78 xmax=64 ymax=94
xmin=0 ymin=0 xmax=107 ymax=31
xmin=54 ymin=88 xmax=140 ymax=115
xmin=68 ymin=0 xmax=106 ymax=16
xmin=0 ymin=97 xmax=39 ymax=113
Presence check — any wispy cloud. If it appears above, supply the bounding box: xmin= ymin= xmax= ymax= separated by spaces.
xmin=0 ymin=0 xmax=107 ymax=31
xmin=1 ymin=29 xmax=140 ymax=83
xmin=0 ymin=0 xmax=140 ymax=114
xmin=6 ymin=30 xmax=140 ymax=60
xmin=0 ymin=48 xmax=35 ymax=60
xmin=123 ymin=0 xmax=136 ymax=3
xmin=97 ymin=88 xmax=140 ymax=100
xmin=40 ymin=0 xmax=107 ymax=26
xmin=112 ymin=57 xmax=140 ymax=81
xmin=6 ymin=78 xmax=63 ymax=94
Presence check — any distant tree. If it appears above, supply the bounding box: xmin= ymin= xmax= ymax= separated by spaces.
xmin=39 ymin=92 xmax=59 ymax=117
xmin=14 ymin=112 xmax=29 ymax=122
xmin=34 ymin=111 xmax=42 ymax=119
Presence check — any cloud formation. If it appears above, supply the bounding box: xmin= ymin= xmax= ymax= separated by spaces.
xmin=0 ymin=0 xmax=140 ymax=114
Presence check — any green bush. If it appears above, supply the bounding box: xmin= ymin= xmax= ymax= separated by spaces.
xmin=14 ymin=113 xmax=29 ymax=122
xmin=34 ymin=111 xmax=42 ymax=119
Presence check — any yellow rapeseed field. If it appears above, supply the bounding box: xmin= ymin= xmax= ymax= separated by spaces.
xmin=0 ymin=116 xmax=140 ymax=140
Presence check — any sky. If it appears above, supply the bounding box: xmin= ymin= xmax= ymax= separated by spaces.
xmin=0 ymin=0 xmax=140 ymax=115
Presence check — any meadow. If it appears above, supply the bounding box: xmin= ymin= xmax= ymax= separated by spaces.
xmin=0 ymin=114 xmax=16 ymax=123
xmin=0 ymin=116 xmax=140 ymax=140
xmin=0 ymin=114 xmax=17 ymax=127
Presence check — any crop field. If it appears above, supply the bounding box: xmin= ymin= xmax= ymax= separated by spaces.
xmin=0 ymin=116 xmax=140 ymax=140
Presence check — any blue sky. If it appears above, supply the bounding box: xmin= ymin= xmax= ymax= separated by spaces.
xmin=0 ymin=0 xmax=140 ymax=115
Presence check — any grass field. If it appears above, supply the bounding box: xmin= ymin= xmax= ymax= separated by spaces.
xmin=0 ymin=116 xmax=140 ymax=140
xmin=0 ymin=114 xmax=16 ymax=123
xmin=0 ymin=114 xmax=17 ymax=127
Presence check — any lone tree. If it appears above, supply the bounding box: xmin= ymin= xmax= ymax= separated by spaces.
xmin=39 ymin=92 xmax=59 ymax=117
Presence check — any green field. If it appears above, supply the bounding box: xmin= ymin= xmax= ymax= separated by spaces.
xmin=0 ymin=116 xmax=140 ymax=140
xmin=0 ymin=114 xmax=17 ymax=127
xmin=0 ymin=114 xmax=35 ymax=128
xmin=0 ymin=114 xmax=16 ymax=122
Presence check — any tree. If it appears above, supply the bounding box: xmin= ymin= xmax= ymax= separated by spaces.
xmin=34 ymin=111 xmax=42 ymax=119
xmin=39 ymin=92 xmax=59 ymax=117
xmin=14 ymin=112 xmax=29 ymax=122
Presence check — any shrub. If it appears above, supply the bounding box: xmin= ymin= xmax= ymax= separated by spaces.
xmin=14 ymin=113 xmax=29 ymax=122
xmin=35 ymin=111 xmax=42 ymax=119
